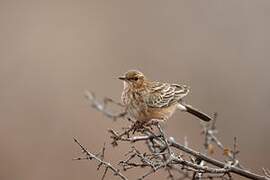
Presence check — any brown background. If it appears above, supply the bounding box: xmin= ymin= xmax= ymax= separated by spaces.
xmin=0 ymin=1 xmax=270 ymax=180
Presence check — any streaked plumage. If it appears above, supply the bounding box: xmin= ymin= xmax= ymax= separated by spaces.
xmin=119 ymin=70 xmax=211 ymax=122
xmin=145 ymin=82 xmax=189 ymax=108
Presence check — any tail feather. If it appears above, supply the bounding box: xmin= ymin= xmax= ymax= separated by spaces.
xmin=179 ymin=104 xmax=212 ymax=122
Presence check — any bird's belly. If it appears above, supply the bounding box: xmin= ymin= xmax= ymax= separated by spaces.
xmin=127 ymin=102 xmax=178 ymax=122
xmin=148 ymin=104 xmax=178 ymax=121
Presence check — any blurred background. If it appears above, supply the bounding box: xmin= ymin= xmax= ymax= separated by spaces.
xmin=0 ymin=0 xmax=270 ymax=179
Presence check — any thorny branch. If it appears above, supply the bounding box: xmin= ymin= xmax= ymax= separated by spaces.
xmin=73 ymin=91 xmax=269 ymax=180
xmin=73 ymin=137 xmax=127 ymax=180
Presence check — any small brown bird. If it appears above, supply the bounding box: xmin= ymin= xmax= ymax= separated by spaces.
xmin=119 ymin=70 xmax=211 ymax=123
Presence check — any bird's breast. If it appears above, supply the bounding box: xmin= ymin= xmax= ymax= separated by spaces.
xmin=121 ymin=90 xmax=149 ymax=121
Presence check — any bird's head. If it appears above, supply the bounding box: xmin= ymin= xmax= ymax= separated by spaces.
xmin=119 ymin=70 xmax=146 ymax=89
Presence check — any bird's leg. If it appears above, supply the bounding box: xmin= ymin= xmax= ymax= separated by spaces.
xmin=131 ymin=121 xmax=147 ymax=133
xmin=145 ymin=119 xmax=159 ymax=127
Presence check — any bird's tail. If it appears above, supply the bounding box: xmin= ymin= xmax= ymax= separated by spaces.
xmin=177 ymin=103 xmax=212 ymax=122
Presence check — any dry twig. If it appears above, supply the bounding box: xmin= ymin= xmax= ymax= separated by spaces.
xmin=73 ymin=137 xmax=127 ymax=180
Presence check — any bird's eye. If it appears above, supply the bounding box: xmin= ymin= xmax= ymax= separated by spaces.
xmin=133 ymin=77 xmax=138 ymax=81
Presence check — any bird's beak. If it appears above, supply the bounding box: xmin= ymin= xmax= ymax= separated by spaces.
xmin=118 ymin=76 xmax=126 ymax=81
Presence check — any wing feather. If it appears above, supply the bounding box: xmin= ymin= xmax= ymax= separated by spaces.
xmin=145 ymin=82 xmax=189 ymax=108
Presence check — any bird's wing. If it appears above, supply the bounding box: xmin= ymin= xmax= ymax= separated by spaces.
xmin=145 ymin=82 xmax=190 ymax=108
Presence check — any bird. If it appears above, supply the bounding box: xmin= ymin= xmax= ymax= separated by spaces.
xmin=118 ymin=70 xmax=212 ymax=123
